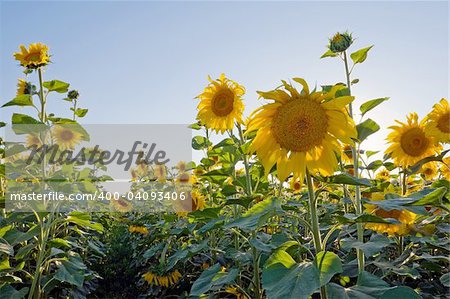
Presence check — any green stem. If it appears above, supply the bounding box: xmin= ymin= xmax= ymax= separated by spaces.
xmin=343 ymin=51 xmax=365 ymax=274
xmin=37 ymin=68 xmax=46 ymax=123
xmin=306 ymin=171 xmax=328 ymax=299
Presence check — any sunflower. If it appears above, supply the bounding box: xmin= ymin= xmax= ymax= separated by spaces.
xmin=386 ymin=113 xmax=440 ymax=168
xmin=375 ymin=168 xmax=390 ymax=181
xmin=153 ymin=164 xmax=167 ymax=182
xmin=196 ymin=74 xmax=245 ymax=133
xmin=142 ymin=270 xmax=182 ymax=288
xmin=365 ymin=192 xmax=417 ymax=236
xmin=341 ymin=144 xmax=353 ymax=165
xmin=128 ymin=225 xmax=149 ymax=235
xmin=289 ymin=178 xmax=303 ymax=193
xmin=16 ymin=79 xmax=31 ymax=96
xmin=176 ymin=172 xmax=196 ymax=185
xmin=439 ymin=157 xmax=450 ymax=180
xmin=425 ymin=98 xmax=450 ymax=143
xmin=111 ymin=197 xmax=133 ymax=212
xmin=225 ymin=286 xmax=248 ymax=299
xmin=247 ymin=78 xmax=357 ymax=182
xmin=191 ymin=189 xmax=206 ymax=211
xmin=176 ymin=161 xmax=187 ymax=172
xmin=14 ymin=43 xmax=50 ymax=69
xmin=52 ymin=125 xmax=82 ymax=150
xmin=25 ymin=134 xmax=42 ymax=148
xmin=420 ymin=162 xmax=438 ymax=181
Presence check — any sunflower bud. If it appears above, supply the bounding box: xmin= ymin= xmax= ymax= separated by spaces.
xmin=329 ymin=32 xmax=353 ymax=53
xmin=68 ymin=90 xmax=79 ymax=100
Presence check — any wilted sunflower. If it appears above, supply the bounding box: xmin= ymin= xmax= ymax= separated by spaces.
xmin=52 ymin=125 xmax=82 ymax=150
xmin=425 ymin=98 xmax=450 ymax=143
xmin=16 ymin=79 xmax=31 ymax=96
xmin=14 ymin=43 xmax=50 ymax=69
xmin=247 ymin=78 xmax=357 ymax=182
xmin=128 ymin=225 xmax=148 ymax=235
xmin=365 ymin=192 xmax=417 ymax=236
xmin=386 ymin=113 xmax=440 ymax=168
xmin=420 ymin=162 xmax=438 ymax=181
xmin=111 ymin=197 xmax=133 ymax=212
xmin=142 ymin=270 xmax=182 ymax=288
xmin=196 ymin=73 xmax=245 ymax=133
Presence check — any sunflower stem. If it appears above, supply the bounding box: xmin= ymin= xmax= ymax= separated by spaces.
xmin=37 ymin=68 xmax=46 ymax=123
xmin=306 ymin=171 xmax=328 ymax=299
xmin=343 ymin=51 xmax=365 ymax=274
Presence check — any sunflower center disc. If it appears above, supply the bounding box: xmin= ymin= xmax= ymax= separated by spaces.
xmin=400 ymin=127 xmax=429 ymax=157
xmin=60 ymin=129 xmax=74 ymax=142
xmin=211 ymin=88 xmax=234 ymax=116
xmin=272 ymin=97 xmax=328 ymax=152
xmin=437 ymin=112 xmax=450 ymax=133
xmin=25 ymin=53 xmax=41 ymax=63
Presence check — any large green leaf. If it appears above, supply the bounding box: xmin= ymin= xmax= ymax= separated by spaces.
xmin=43 ymin=80 xmax=70 ymax=93
xmin=359 ymin=98 xmax=389 ymax=117
xmin=319 ymin=173 xmax=372 ymax=186
xmin=189 ymin=263 xmax=238 ymax=296
xmin=380 ymin=286 xmax=421 ymax=299
xmin=357 ymin=118 xmax=380 ymax=142
xmin=315 ymin=251 xmax=343 ymax=286
xmin=66 ymin=212 xmax=103 ymax=232
xmin=54 ymin=256 xmax=86 ymax=287
xmin=0 ymin=285 xmax=29 ymax=299
xmin=327 ymin=271 xmax=390 ymax=299
xmin=225 ymin=197 xmax=283 ymax=231
xmin=2 ymin=95 xmax=33 ymax=108
xmin=262 ymin=249 xmax=320 ymax=299
xmin=350 ymin=46 xmax=374 ymax=64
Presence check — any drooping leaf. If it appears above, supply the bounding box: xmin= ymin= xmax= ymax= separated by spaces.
xmin=319 ymin=173 xmax=372 ymax=187
xmin=192 ymin=136 xmax=212 ymax=150
xmin=189 ymin=264 xmax=238 ymax=296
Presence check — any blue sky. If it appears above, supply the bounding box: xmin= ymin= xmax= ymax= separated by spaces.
xmin=1 ymin=1 xmax=448 ymax=162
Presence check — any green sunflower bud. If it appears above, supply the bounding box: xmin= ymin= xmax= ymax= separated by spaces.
xmin=68 ymin=90 xmax=79 ymax=100
xmin=329 ymin=32 xmax=353 ymax=53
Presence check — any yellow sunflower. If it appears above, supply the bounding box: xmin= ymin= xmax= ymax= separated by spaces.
xmin=52 ymin=125 xmax=82 ymax=150
xmin=196 ymin=73 xmax=245 ymax=133
xmin=14 ymin=43 xmax=50 ymax=69
xmin=25 ymin=134 xmax=42 ymax=148
xmin=420 ymin=162 xmax=438 ymax=181
xmin=111 ymin=197 xmax=133 ymax=212
xmin=16 ymin=79 xmax=30 ymax=96
xmin=365 ymin=192 xmax=417 ymax=236
xmin=143 ymin=270 xmax=182 ymax=288
xmin=439 ymin=157 xmax=450 ymax=180
xmin=425 ymin=98 xmax=450 ymax=143
xmin=128 ymin=225 xmax=149 ymax=235
xmin=341 ymin=144 xmax=353 ymax=165
xmin=247 ymin=78 xmax=357 ymax=182
xmin=191 ymin=189 xmax=206 ymax=211
xmin=176 ymin=161 xmax=187 ymax=172
xmin=289 ymin=178 xmax=303 ymax=193
xmin=375 ymin=168 xmax=390 ymax=181
xmin=386 ymin=113 xmax=440 ymax=168
xmin=225 ymin=286 xmax=248 ymax=299
xmin=153 ymin=164 xmax=167 ymax=182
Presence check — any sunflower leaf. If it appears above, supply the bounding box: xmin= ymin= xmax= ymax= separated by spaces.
xmin=356 ymin=118 xmax=380 ymax=142
xmin=350 ymin=45 xmax=374 ymax=64
xmin=360 ymin=97 xmax=389 ymax=117
xmin=2 ymin=95 xmax=33 ymax=108
xmin=43 ymin=80 xmax=70 ymax=93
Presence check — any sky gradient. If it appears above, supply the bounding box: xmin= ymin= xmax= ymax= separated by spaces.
xmin=1 ymin=1 xmax=448 ymax=161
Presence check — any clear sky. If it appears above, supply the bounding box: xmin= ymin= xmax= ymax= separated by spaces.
xmin=1 ymin=1 xmax=448 ymax=162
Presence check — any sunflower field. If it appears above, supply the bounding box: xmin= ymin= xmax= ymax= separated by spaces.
xmin=0 ymin=31 xmax=449 ymax=299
